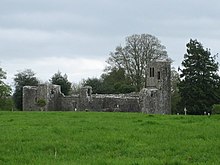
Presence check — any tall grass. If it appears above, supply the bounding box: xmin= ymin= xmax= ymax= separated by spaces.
xmin=0 ymin=112 xmax=219 ymax=165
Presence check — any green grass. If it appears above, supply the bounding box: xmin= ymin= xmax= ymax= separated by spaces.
xmin=0 ymin=112 xmax=220 ymax=165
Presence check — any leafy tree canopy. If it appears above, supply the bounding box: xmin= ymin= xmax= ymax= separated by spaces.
xmin=0 ymin=67 xmax=7 ymax=82
xmin=101 ymin=68 xmax=135 ymax=94
xmin=170 ymin=67 xmax=182 ymax=114
xmin=84 ymin=68 xmax=136 ymax=94
xmin=50 ymin=71 xmax=71 ymax=95
xmin=13 ymin=69 xmax=39 ymax=110
xmin=106 ymin=34 xmax=168 ymax=91
xmin=0 ymin=67 xmax=11 ymax=99
xmin=179 ymin=39 xmax=220 ymax=114
xmin=83 ymin=78 xmax=103 ymax=94
xmin=0 ymin=67 xmax=12 ymax=110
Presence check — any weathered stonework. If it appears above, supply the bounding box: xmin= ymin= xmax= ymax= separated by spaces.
xmin=89 ymin=93 xmax=140 ymax=112
xmin=140 ymin=59 xmax=171 ymax=114
xmin=23 ymin=59 xmax=171 ymax=114
xmin=23 ymin=84 xmax=61 ymax=111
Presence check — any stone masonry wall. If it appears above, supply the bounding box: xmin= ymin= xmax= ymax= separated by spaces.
xmin=60 ymin=96 xmax=79 ymax=111
xmin=141 ymin=59 xmax=171 ymax=114
xmin=23 ymin=86 xmax=39 ymax=111
xmin=89 ymin=94 xmax=140 ymax=112
xmin=23 ymin=60 xmax=171 ymax=114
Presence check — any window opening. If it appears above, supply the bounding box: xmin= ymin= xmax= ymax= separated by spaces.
xmin=165 ymin=67 xmax=168 ymax=76
xmin=150 ymin=68 xmax=154 ymax=77
xmin=151 ymin=92 xmax=154 ymax=97
xmin=158 ymin=71 xmax=161 ymax=80
xmin=87 ymin=88 xmax=91 ymax=96
xmin=51 ymin=89 xmax=54 ymax=95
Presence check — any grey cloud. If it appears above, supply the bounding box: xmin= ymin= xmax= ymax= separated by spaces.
xmin=1 ymin=0 xmax=220 ymax=83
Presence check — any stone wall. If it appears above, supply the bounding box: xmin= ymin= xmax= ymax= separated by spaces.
xmin=60 ymin=95 xmax=79 ymax=111
xmin=46 ymin=84 xmax=62 ymax=111
xmin=140 ymin=59 xmax=171 ymax=114
xmin=78 ymin=86 xmax=92 ymax=110
xmin=23 ymin=85 xmax=140 ymax=112
xmin=89 ymin=94 xmax=140 ymax=112
xmin=23 ymin=84 xmax=61 ymax=111
xmin=23 ymin=86 xmax=39 ymax=111
xmin=140 ymin=88 xmax=159 ymax=114
xmin=22 ymin=60 xmax=171 ymax=114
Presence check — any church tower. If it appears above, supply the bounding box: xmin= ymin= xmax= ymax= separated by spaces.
xmin=140 ymin=59 xmax=171 ymax=114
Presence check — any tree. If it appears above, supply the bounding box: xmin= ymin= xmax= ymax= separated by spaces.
xmin=0 ymin=67 xmax=12 ymax=110
xmin=0 ymin=67 xmax=11 ymax=99
xmin=101 ymin=68 xmax=135 ymax=94
xmin=83 ymin=68 xmax=136 ymax=94
xmin=71 ymin=81 xmax=83 ymax=95
xmin=13 ymin=69 xmax=39 ymax=110
xmin=83 ymin=77 xmax=104 ymax=94
xmin=170 ymin=67 xmax=182 ymax=114
xmin=179 ymin=39 xmax=220 ymax=114
xmin=50 ymin=71 xmax=71 ymax=95
xmin=106 ymin=34 xmax=168 ymax=91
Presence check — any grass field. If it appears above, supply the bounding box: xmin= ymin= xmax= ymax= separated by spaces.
xmin=0 ymin=112 xmax=220 ymax=165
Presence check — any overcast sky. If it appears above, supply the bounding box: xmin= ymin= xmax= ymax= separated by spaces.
xmin=1 ymin=0 xmax=220 ymax=85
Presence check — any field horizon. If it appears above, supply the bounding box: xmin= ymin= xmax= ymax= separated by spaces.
xmin=0 ymin=111 xmax=220 ymax=165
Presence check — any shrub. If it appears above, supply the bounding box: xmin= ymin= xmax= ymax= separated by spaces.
xmin=0 ymin=97 xmax=14 ymax=111
xmin=212 ymin=104 xmax=220 ymax=114
xmin=36 ymin=99 xmax=46 ymax=107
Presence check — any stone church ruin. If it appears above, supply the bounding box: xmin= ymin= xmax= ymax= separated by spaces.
xmin=23 ymin=59 xmax=171 ymax=114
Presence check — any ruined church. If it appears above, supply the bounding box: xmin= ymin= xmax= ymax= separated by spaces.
xmin=23 ymin=59 xmax=171 ymax=114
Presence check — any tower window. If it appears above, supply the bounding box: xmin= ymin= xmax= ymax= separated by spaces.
xmin=158 ymin=71 xmax=161 ymax=80
xmin=165 ymin=67 xmax=168 ymax=76
xmin=87 ymin=88 xmax=91 ymax=96
xmin=151 ymin=92 xmax=154 ymax=97
xmin=150 ymin=68 xmax=154 ymax=77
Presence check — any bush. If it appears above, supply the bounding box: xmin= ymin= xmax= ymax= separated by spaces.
xmin=36 ymin=99 xmax=46 ymax=107
xmin=0 ymin=97 xmax=14 ymax=111
xmin=212 ymin=104 xmax=220 ymax=114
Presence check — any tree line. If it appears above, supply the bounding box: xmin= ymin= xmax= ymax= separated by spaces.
xmin=1 ymin=34 xmax=220 ymax=115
